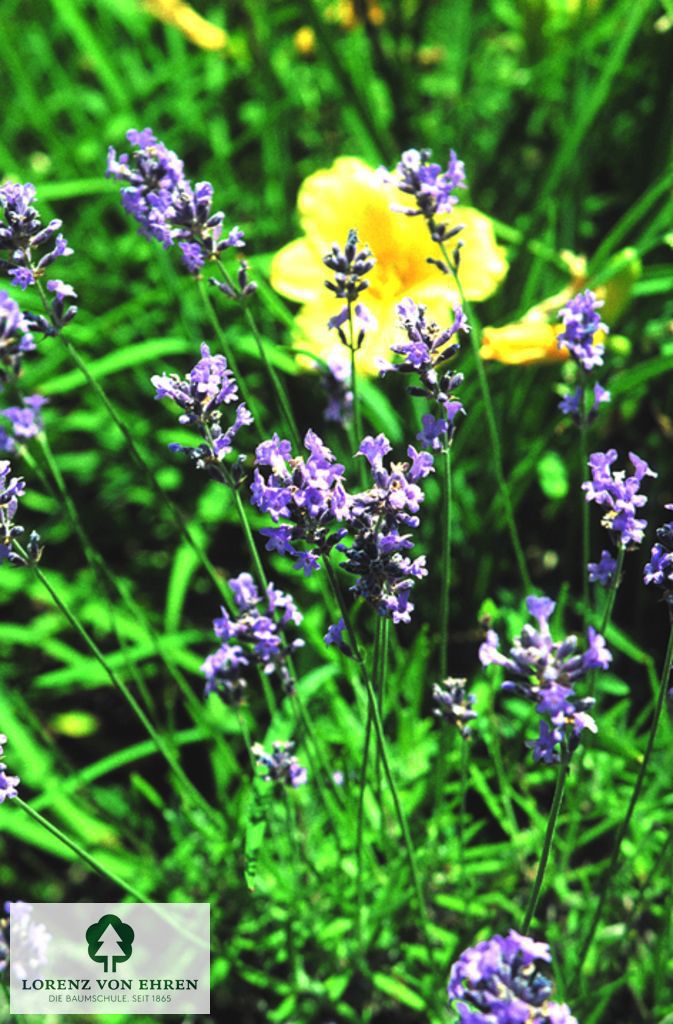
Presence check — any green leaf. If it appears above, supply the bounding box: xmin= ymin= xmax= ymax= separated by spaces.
xmin=371 ymin=972 xmax=427 ymax=1011
xmin=40 ymin=338 xmax=197 ymax=395
xmin=537 ymin=450 xmax=569 ymax=500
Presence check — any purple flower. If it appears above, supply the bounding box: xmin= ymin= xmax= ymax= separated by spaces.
xmin=383 ymin=299 xmax=468 ymax=448
xmin=1 ymin=902 xmax=51 ymax=984
xmin=480 ymin=595 xmax=608 ymax=763
xmin=0 ymin=734 xmax=20 ymax=804
xmin=0 ymin=395 xmax=47 ymax=451
xmin=152 ymin=343 xmax=252 ymax=474
xmin=323 ymin=229 xmax=376 ymax=351
xmin=557 ymin=290 xmax=607 ymax=372
xmin=387 ymin=148 xmax=467 ymax=227
xmin=559 ymin=381 xmax=611 ymax=424
xmin=588 ymin=549 xmax=617 ymax=588
xmin=251 ymin=429 xmax=350 ymax=575
xmin=644 ymin=504 xmax=673 ymax=602
xmin=0 ymin=291 xmax=36 ymax=376
xmin=0 ymin=460 xmax=30 ymax=565
xmin=448 ymin=930 xmax=577 ymax=1023
xmin=338 ymin=437 xmax=433 ymax=623
xmin=583 ymin=449 xmax=656 ymax=548
xmin=107 ymin=129 xmax=247 ymax=284
xmin=324 ymin=617 xmax=351 ymax=656
xmin=201 ymin=575 xmax=303 ymax=701
xmin=432 ymin=677 xmax=477 ymax=737
xmin=251 ymin=740 xmax=307 ymax=788
xmin=0 ymin=184 xmax=75 ymax=321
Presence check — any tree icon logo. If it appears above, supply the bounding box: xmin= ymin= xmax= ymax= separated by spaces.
xmin=86 ymin=914 xmax=135 ymax=973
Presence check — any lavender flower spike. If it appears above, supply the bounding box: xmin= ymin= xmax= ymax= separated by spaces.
xmin=480 ymin=594 xmax=609 ymax=763
xmin=107 ymin=128 xmax=246 ymax=277
xmin=432 ymin=677 xmax=477 ymax=737
xmin=152 ymin=344 xmax=252 ymax=475
xmin=387 ymin=149 xmax=467 ymax=224
xmin=0 ymin=734 xmax=20 ymax=803
xmin=448 ymin=930 xmax=578 ymax=1023
xmin=582 ymin=449 xmax=657 ymax=548
xmin=201 ymin=573 xmax=303 ymax=701
xmin=251 ymin=741 xmax=307 ymax=788
xmin=644 ymin=504 xmax=673 ymax=603
xmin=557 ymin=289 xmax=607 ymax=371
xmin=382 ymin=298 xmax=468 ymax=450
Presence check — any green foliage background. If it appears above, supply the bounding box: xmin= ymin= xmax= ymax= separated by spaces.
xmin=1 ymin=0 xmax=673 ymax=1021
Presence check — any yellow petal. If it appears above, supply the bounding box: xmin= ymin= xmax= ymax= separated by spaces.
xmin=452 ymin=209 xmax=509 ymax=300
xmin=270 ymin=237 xmax=326 ymax=303
xmin=480 ymin=322 xmax=568 ymax=365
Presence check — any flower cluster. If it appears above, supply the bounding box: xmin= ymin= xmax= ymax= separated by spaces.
xmin=0 ymin=461 xmax=28 ymax=565
xmin=583 ymin=449 xmax=656 ymax=549
xmin=152 ymin=343 xmax=252 ymax=477
xmin=0 ymin=395 xmax=46 ymax=453
xmin=106 ymin=128 xmax=245 ymax=278
xmin=251 ymin=740 xmax=307 ymax=788
xmin=0 ymin=902 xmax=51 ymax=981
xmin=0 ymin=292 xmax=37 ymax=377
xmin=432 ymin=677 xmax=477 ymax=737
xmin=381 ymin=298 xmax=468 ymax=450
xmin=644 ymin=505 xmax=673 ymax=603
xmin=557 ymin=290 xmax=610 ymax=424
xmin=587 ymin=549 xmax=617 ymax=589
xmin=324 ymin=228 xmax=376 ymax=351
xmin=387 ymin=148 xmax=466 ymax=238
xmin=480 ymin=596 xmax=610 ymax=763
xmin=251 ymin=430 xmax=350 ymax=577
xmin=337 ymin=435 xmax=433 ymax=623
xmin=0 ymin=734 xmax=20 ymax=803
xmin=0 ymin=185 xmax=77 ymax=378
xmin=557 ymin=289 xmax=607 ymax=371
xmin=448 ymin=930 xmax=578 ymax=1023
xmin=252 ymin=429 xmax=434 ymax=623
xmin=201 ymin=573 xmax=303 ymax=701
xmin=0 ymin=182 xmax=74 ymax=293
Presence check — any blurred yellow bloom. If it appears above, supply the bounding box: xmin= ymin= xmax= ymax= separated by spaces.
xmin=293 ymin=25 xmax=316 ymax=57
xmin=142 ymin=0 xmax=229 ymax=51
xmin=271 ymin=157 xmax=508 ymax=375
xmin=326 ymin=0 xmax=385 ymax=29
xmin=480 ymin=248 xmax=641 ymax=366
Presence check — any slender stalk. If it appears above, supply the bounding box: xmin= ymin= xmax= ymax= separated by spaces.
xmin=197 ymin=277 xmax=265 ymax=434
xmin=347 ymin=303 xmax=367 ymax=489
xmin=521 ymin=745 xmax=571 ymax=934
xmin=324 ymin=560 xmax=436 ymax=967
xmin=575 ymin=612 xmax=673 ymax=974
xmin=438 ymin=241 xmax=531 ymax=593
xmin=599 ymin=544 xmax=625 ymax=635
xmin=211 ymin=259 xmax=301 ymax=449
xmin=439 ymin=445 xmax=452 ymax=679
xmin=16 ymin=544 xmax=218 ymax=826
xmin=31 ymin=279 xmax=230 ymax=609
xmin=15 ymin=798 xmax=150 ymax=903
xmin=578 ymin=383 xmax=591 ymax=620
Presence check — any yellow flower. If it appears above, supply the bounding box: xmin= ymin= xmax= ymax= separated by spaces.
xmin=142 ymin=0 xmax=229 ymax=52
xmin=271 ymin=157 xmax=508 ymax=375
xmin=480 ymin=248 xmax=641 ymax=366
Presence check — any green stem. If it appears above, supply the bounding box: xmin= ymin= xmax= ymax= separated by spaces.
xmin=17 ymin=545 xmax=218 ymax=826
xmin=579 ymin=386 xmax=590 ymax=621
xmin=521 ymin=745 xmax=571 ymax=934
xmin=599 ymin=544 xmax=625 ymax=636
xmin=15 ymin=798 xmax=150 ymax=903
xmin=55 ymin=331 xmax=230 ymax=606
xmin=324 ymin=560 xmax=436 ymax=967
xmin=439 ymin=445 xmax=452 ymax=679
xmin=212 ymin=259 xmax=301 ymax=449
xmin=197 ymin=276 xmax=266 ymax=434
xmin=575 ymin=612 xmax=673 ymax=975
xmin=348 ymin=302 xmax=367 ymax=489
xmin=438 ymin=241 xmax=531 ymax=594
